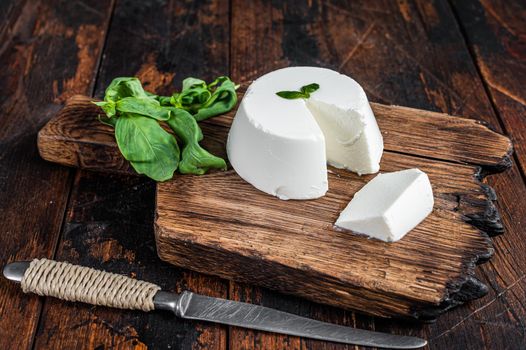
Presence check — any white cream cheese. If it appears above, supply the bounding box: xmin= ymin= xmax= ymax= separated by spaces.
xmin=227 ymin=67 xmax=383 ymax=200
xmin=335 ymin=168 xmax=434 ymax=242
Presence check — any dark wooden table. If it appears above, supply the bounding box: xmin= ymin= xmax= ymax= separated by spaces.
xmin=1 ymin=0 xmax=525 ymax=349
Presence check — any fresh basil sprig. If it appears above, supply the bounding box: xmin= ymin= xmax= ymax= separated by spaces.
xmin=94 ymin=76 xmax=236 ymax=181
xmin=155 ymin=76 xmax=238 ymax=121
xmin=276 ymin=83 xmax=320 ymax=100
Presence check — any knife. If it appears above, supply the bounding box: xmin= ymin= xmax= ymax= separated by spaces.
xmin=3 ymin=259 xmax=426 ymax=349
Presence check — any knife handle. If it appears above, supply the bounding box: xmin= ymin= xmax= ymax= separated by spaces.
xmin=10 ymin=258 xmax=161 ymax=312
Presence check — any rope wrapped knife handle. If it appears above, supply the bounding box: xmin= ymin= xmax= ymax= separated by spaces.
xmin=20 ymin=258 xmax=161 ymax=311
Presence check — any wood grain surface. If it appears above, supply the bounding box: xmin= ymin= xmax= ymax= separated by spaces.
xmin=1 ymin=0 xmax=525 ymax=349
xmin=0 ymin=0 xmax=113 ymax=349
xmin=452 ymin=0 xmax=526 ymax=175
xmin=227 ymin=0 xmax=526 ymax=349
xmin=33 ymin=0 xmax=230 ymax=349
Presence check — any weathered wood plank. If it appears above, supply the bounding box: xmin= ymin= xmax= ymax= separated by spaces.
xmin=155 ymin=150 xmax=496 ymax=319
xmin=444 ymin=1 xmax=526 ymax=348
xmin=450 ymin=0 xmax=526 ymax=175
xmin=229 ymin=0 xmax=526 ymax=349
xmin=0 ymin=0 xmax=113 ymax=349
xmin=32 ymin=0 xmax=230 ymax=349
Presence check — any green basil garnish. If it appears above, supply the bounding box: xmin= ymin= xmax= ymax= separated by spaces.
xmin=276 ymin=83 xmax=320 ymax=100
xmin=94 ymin=76 xmax=237 ymax=181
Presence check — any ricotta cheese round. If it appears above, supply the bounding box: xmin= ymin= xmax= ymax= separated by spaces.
xmin=227 ymin=67 xmax=383 ymax=200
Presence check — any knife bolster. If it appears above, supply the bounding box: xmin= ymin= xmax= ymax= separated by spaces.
xmin=153 ymin=290 xmax=185 ymax=315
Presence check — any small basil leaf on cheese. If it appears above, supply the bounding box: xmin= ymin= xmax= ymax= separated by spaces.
xmin=300 ymin=83 xmax=320 ymax=95
xmin=276 ymin=83 xmax=320 ymax=100
xmin=276 ymin=91 xmax=307 ymax=99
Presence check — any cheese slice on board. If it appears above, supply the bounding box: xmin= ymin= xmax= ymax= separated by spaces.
xmin=227 ymin=67 xmax=384 ymax=200
xmin=335 ymin=168 xmax=434 ymax=242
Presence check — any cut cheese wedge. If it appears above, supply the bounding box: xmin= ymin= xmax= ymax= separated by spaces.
xmin=335 ymin=168 xmax=434 ymax=242
xmin=227 ymin=67 xmax=384 ymax=200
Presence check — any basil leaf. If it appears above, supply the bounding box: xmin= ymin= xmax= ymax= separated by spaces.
xmin=178 ymin=77 xmax=211 ymax=111
xmin=173 ymin=87 xmax=211 ymax=112
xmin=147 ymin=93 xmax=172 ymax=106
xmin=276 ymin=91 xmax=306 ymax=99
xmin=171 ymin=78 xmax=212 ymax=113
xmin=182 ymin=77 xmax=207 ymax=91
xmin=193 ymin=77 xmax=237 ymax=121
xmin=116 ymin=97 xmax=171 ymax=121
xmin=115 ymin=114 xmax=180 ymax=181
xmin=276 ymin=83 xmax=320 ymax=100
xmin=93 ymin=101 xmax=116 ymax=118
xmin=98 ymin=114 xmax=116 ymax=127
xmin=104 ymin=77 xmax=148 ymax=102
xmin=300 ymin=83 xmax=319 ymax=95
xmin=207 ymin=76 xmax=228 ymax=89
xmin=157 ymin=96 xmax=172 ymax=106
xmin=166 ymin=76 xmax=237 ymax=121
xmin=166 ymin=108 xmax=226 ymax=174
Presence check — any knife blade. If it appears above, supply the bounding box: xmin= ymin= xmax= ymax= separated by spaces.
xmin=4 ymin=260 xmax=426 ymax=349
xmin=158 ymin=291 xmax=426 ymax=348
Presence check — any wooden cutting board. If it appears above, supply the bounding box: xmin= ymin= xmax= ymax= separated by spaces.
xmin=38 ymin=87 xmax=512 ymax=321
